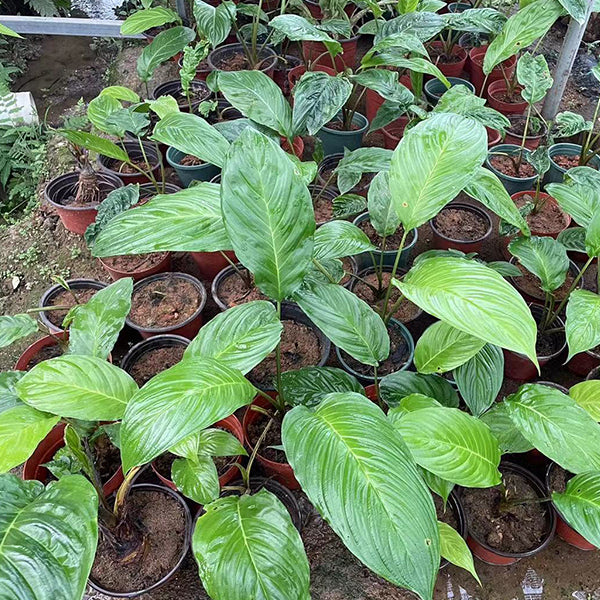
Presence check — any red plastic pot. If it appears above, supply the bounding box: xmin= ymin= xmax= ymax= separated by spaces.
xmin=486 ymin=80 xmax=528 ymax=115
xmin=280 ymin=136 xmax=305 ymax=158
xmin=302 ymin=37 xmax=359 ymax=71
xmin=567 ymin=349 xmax=600 ymax=377
xmin=428 ymin=41 xmax=468 ymax=78
xmin=243 ymin=395 xmax=299 ymax=490
xmin=504 ymin=115 xmax=547 ymax=149
xmin=486 ymin=127 xmax=502 ymax=148
xmin=190 ymin=250 xmax=237 ymax=280
xmin=469 ymin=46 xmax=516 ymax=95
xmin=288 ymin=64 xmax=337 ymax=91
xmin=99 ymin=253 xmax=172 ymax=282
xmin=16 ymin=333 xmax=66 ymax=371
xmin=429 ymin=202 xmax=492 ymax=254
xmin=381 ymin=117 xmax=410 ymax=149
xmin=151 ymin=415 xmax=245 ymax=491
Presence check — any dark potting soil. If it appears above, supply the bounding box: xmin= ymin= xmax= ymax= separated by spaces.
xmin=179 ymin=154 xmax=204 ymax=166
xmin=93 ymin=433 xmax=121 ymax=484
xmin=514 ymin=193 xmax=569 ymax=233
xmin=548 ymin=464 xmax=570 ymax=494
xmin=535 ymin=328 xmax=562 ymax=358
xmin=173 ymin=88 xmax=210 ymax=107
xmin=553 ymin=154 xmax=581 ymax=170
xmin=129 ymin=346 xmax=186 ymax=386
xmin=129 ymin=276 xmax=200 ymax=329
xmin=429 ymin=45 xmax=462 ymax=64
xmin=433 ymin=495 xmax=459 ymax=530
xmin=357 ymin=219 xmax=411 ymax=250
xmin=339 ymin=256 xmax=355 ymax=286
xmin=494 ymin=91 xmax=525 ymax=104
xmin=489 ymin=155 xmax=536 ymax=178
xmin=325 ymin=120 xmax=362 ymax=132
xmin=353 ymin=272 xmax=421 ymax=323
xmin=514 ymin=262 xmax=576 ymax=302
xmin=102 ymin=252 xmax=168 ymax=273
xmin=46 ymin=287 xmax=98 ymax=327
xmin=313 ymin=189 xmax=334 ymax=223
xmin=60 ymin=183 xmax=111 ymax=208
xmin=214 ymin=51 xmax=252 ymax=71
xmin=105 ymin=157 xmax=151 ymax=174
xmin=462 ymin=470 xmax=550 ymax=554
xmin=508 ymin=116 xmax=544 ymax=137
xmin=217 ymin=270 xmax=268 ymax=308
xmin=433 ymin=207 xmax=489 ymax=241
xmin=247 ymin=412 xmax=287 ymax=463
xmin=26 ymin=344 xmax=63 ymax=369
xmin=91 ymin=489 xmax=187 ymax=593
xmin=248 ymin=320 xmax=322 ymax=387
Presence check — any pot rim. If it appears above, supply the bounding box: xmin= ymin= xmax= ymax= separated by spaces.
xmin=151 ymin=78 xmax=210 ymax=101
xmin=99 ymin=252 xmax=171 ymax=278
xmin=506 ymin=114 xmax=547 ymax=140
xmin=486 ymin=80 xmax=527 ymax=103
xmin=120 ymin=333 xmax=191 ymax=373
xmin=320 ymin=111 xmax=369 ymax=135
xmin=44 ymin=171 xmax=123 ymax=212
xmin=424 ymin=76 xmax=475 ymax=99
xmin=165 ymin=146 xmax=217 ymax=171
xmin=429 ymin=202 xmax=493 ymax=244
xmin=486 ymin=144 xmax=537 ymax=183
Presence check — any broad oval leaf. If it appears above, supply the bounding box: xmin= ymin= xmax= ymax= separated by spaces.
xmin=172 ymin=456 xmax=220 ymax=504
xmin=517 ymin=52 xmax=553 ymax=105
xmin=566 ymin=289 xmax=600 ymax=361
xmin=193 ymin=0 xmax=236 ymax=48
xmin=313 ymin=220 xmax=374 ymax=261
xmin=171 ymin=428 xmax=246 ymax=459
xmin=120 ymin=6 xmax=180 ymax=35
xmin=269 ymin=14 xmax=341 ymax=54
xmin=0 ymin=314 xmax=37 ymax=349
xmin=388 ymin=395 xmax=442 ymax=423
xmin=438 ymin=521 xmax=481 ymax=584
xmin=193 ymin=490 xmax=310 ymax=600
xmin=282 ymin=393 xmax=440 ymax=599
xmin=375 ymin=12 xmax=446 ymax=43
xmin=558 ymin=226 xmax=586 ymax=253
xmin=87 ymin=94 xmax=122 ymax=135
xmin=353 ymin=70 xmax=414 ymax=105
xmin=0 ymin=371 xmax=24 ymax=413
xmin=570 ymin=380 xmax=600 ymax=421
xmin=100 ymin=86 xmax=141 ymax=103
xmin=479 ymin=402 xmax=534 ymax=454
xmin=380 ymin=370 xmax=459 ymax=408
xmin=137 ymin=26 xmax=196 ymax=81
xmin=59 ymin=130 xmax=129 ymax=162
xmin=546 ymin=166 xmax=600 ymax=227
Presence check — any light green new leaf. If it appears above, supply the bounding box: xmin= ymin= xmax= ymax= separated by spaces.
xmin=193 ymin=0 xmax=236 ymax=48
xmin=149 ymin=95 xmax=180 ymax=119
xmin=506 ymin=384 xmax=600 ymax=473
xmin=137 ymin=26 xmax=196 ymax=81
xmin=59 ymin=130 xmax=129 ymax=162
xmin=375 ymin=12 xmax=446 ymax=43
xmin=380 ymin=370 xmax=459 ymax=408
xmin=445 ymin=7 xmax=506 ymax=34
xmin=184 ymin=301 xmax=282 ymax=374
xmin=0 ymin=314 xmax=38 ymax=349
xmin=172 ymin=455 xmax=220 ymax=504
xmin=566 ymin=289 xmax=600 ymax=361
xmin=16 ymin=356 xmax=137 ymax=421
xmin=388 ymin=395 xmax=442 ymax=423
xmin=120 ymin=6 xmax=180 ymax=35
xmin=371 ymin=56 xmax=450 ymax=88
xmin=586 ymin=209 xmax=600 ymax=257
xmin=269 ymin=14 xmax=341 ymax=55
xmin=393 ymin=255 xmax=538 ymax=365
xmin=570 ymin=380 xmax=600 ymax=421
xmin=517 ymin=52 xmax=553 ymax=105
xmin=546 ymin=166 xmax=600 ymax=227
xmin=368 ymin=171 xmax=401 ymax=237
xmin=282 ymin=393 xmax=439 ymax=600
xmin=389 ymin=113 xmax=487 ymax=230
xmin=193 ymin=490 xmax=310 ymax=600
xmin=313 ymin=220 xmax=374 ymax=261
xmin=438 ymin=521 xmax=481 ymax=584
xmin=221 ymin=129 xmax=314 ymax=301
xmin=0 ymin=474 xmax=98 ymax=599
xmin=0 ymin=23 xmax=23 ymax=38
xmin=422 ymin=469 xmax=455 ymax=504
xmin=479 ymin=402 xmax=534 ymax=454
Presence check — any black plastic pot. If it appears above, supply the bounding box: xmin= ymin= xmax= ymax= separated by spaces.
xmin=316 ymin=153 xmax=371 ymax=197
xmin=97 ymin=141 xmax=162 ymax=186
xmin=151 ymin=79 xmax=211 ymax=113
xmin=120 ymin=334 xmax=190 ymax=376
xmin=211 ymin=264 xmax=255 ymax=312
xmin=207 ymin=43 xmax=278 ymax=76
xmin=138 ymin=182 xmax=182 ymax=199
xmin=39 ymin=279 xmax=107 ymax=333
xmin=87 ymin=483 xmax=192 ymax=598
xmin=424 ymin=77 xmax=475 ymax=106
xmin=430 ymin=202 xmax=492 ymax=254
xmin=309 ymin=184 xmax=339 ymax=226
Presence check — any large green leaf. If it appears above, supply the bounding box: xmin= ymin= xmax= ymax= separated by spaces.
xmin=282 ymin=393 xmax=439 ymax=600
xmin=553 ymin=472 xmax=600 ymax=548
xmin=422 ymin=469 xmax=455 ymax=504
xmin=414 ymin=321 xmax=486 ymax=374
xmin=393 ymin=255 xmax=538 ymax=365
xmin=0 ymin=314 xmax=38 ymax=348
xmin=454 ymin=344 xmax=504 ymax=417
xmin=392 ymin=406 xmax=501 ymax=487
xmin=546 ymin=167 xmax=600 ymax=227
xmin=353 ymin=70 xmax=414 ymax=105
xmin=184 ymin=301 xmax=283 ymax=374
xmin=0 ymin=474 xmax=98 ymax=600
xmin=555 ymin=0 xmax=587 ymax=21
xmin=120 ymin=6 xmax=180 ymax=35
xmin=369 ymin=56 xmax=450 ymax=88
xmin=516 ymin=52 xmax=553 ymax=105
xmin=0 ymin=371 xmax=24 ymax=413
xmin=68 ymin=278 xmax=133 ymax=360
xmin=59 ymin=130 xmax=129 ymax=162
xmin=558 ymin=226 xmax=586 ymax=253
xmin=380 ymin=371 xmax=459 ymax=408
xmin=0 ymin=406 xmax=59 ymax=472
xmin=505 ymin=384 xmax=600 ymax=473
xmin=218 ymin=71 xmax=293 ymax=138
xmin=565 ymin=290 xmax=600 ymax=361
xmin=570 ymin=380 xmax=600 ymax=421
xmin=193 ymin=0 xmax=236 ymax=48
xmin=87 ymin=94 xmax=122 ymax=136
xmin=92 ymin=185 xmax=230 ymax=257
xmin=121 ymin=357 xmax=255 ymax=472
xmin=313 ymin=220 xmax=374 ymax=261
xmin=172 ymin=455 xmax=220 ymax=504
xmin=445 ymin=7 xmax=506 ymax=34
xmin=221 ymin=128 xmax=315 ymax=301
xmin=479 ymin=402 xmax=534 ymax=454
xmin=269 ymin=14 xmax=341 ymax=55
xmin=137 ymin=26 xmax=196 ymax=81
xmin=193 ymin=490 xmax=310 ymax=600
xmin=375 ymin=12 xmax=446 ymax=43
xmin=368 ymin=171 xmax=401 ymax=237
xmin=152 ymin=112 xmax=230 ymax=168
xmin=100 ymin=86 xmax=140 ymax=103
xmin=294 ymin=283 xmax=389 ymax=366
xmin=389 ymin=113 xmax=487 ymax=230
xmin=16 ymin=356 xmax=137 ymax=421
xmin=438 ymin=521 xmax=480 ymax=584
xmin=336 ymin=148 xmax=393 ymax=195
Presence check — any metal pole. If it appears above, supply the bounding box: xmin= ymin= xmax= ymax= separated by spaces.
xmin=542 ymin=0 xmax=596 ymax=121
xmin=176 ymin=0 xmax=189 ymax=25
xmin=0 ymin=15 xmax=143 ymax=37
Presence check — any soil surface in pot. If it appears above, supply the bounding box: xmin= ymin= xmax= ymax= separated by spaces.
xmin=58 ymin=181 xmax=112 ymax=208
xmin=508 ymin=116 xmax=544 ymax=137
xmin=353 ymin=272 xmax=421 ymax=323
xmin=548 ymin=464 xmax=570 ymax=494
xmin=102 ymin=253 xmax=168 ymax=274
xmin=248 ymin=320 xmax=321 ymax=387
xmin=26 ymin=344 xmax=63 ymax=370
xmin=171 ymin=87 xmax=209 ymax=107
xmin=46 ymin=287 xmax=99 ymax=327
xmin=514 ymin=262 xmax=576 ymax=302
xmin=93 ymin=433 xmax=121 ymax=483
xmin=433 ymin=207 xmax=489 ymax=241
xmin=534 ymin=326 xmax=563 ymax=358
xmin=357 ymin=219 xmax=411 ymax=250
xmin=462 ymin=470 xmax=550 ymax=554
xmin=129 ymin=276 xmax=201 ymax=329
xmin=489 ymin=155 xmax=536 ymax=178
xmin=552 ymin=154 xmax=583 ymax=170
xmin=213 ymin=51 xmax=254 ymax=71
xmin=325 ymin=120 xmax=363 ymax=131
xmin=313 ymin=189 xmax=334 ymax=223
xmin=434 ymin=495 xmax=459 ymax=530
xmin=514 ymin=193 xmax=569 ymax=233
xmin=91 ymin=489 xmax=187 ymax=593
xmin=217 ymin=270 xmax=268 ymax=308
xmin=179 ymin=154 xmax=204 ymax=166
xmin=129 ymin=346 xmax=186 ymax=386
xmin=247 ymin=412 xmax=286 ymax=463
xmin=104 ymin=157 xmax=152 ymax=174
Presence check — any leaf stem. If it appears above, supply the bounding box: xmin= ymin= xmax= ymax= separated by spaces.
xmin=380 ymin=228 xmax=408 ymax=321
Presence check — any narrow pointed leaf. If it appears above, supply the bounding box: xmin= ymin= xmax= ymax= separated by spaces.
xmin=368 ymin=171 xmax=400 ymax=237
xmin=313 ymin=220 xmax=375 ymax=260
xmin=59 ymin=130 xmax=128 ymax=162
xmin=422 ymin=470 xmax=454 ymax=504
xmin=438 ymin=521 xmax=481 ymax=584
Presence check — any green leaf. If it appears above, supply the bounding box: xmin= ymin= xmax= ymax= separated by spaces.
xmin=555 ymin=0 xmax=586 ymax=21
xmin=376 ymin=11 xmax=446 ymax=42
xmin=121 ymin=357 xmax=256 ymax=472
xmin=0 ymin=23 xmax=23 ymax=38
xmin=388 ymin=395 xmax=442 ymax=422
xmin=105 ymin=107 xmax=150 ymax=138
xmin=100 ymin=86 xmax=140 ymax=103
xmin=422 ymin=470 xmax=455 ymax=504
xmin=369 ymin=99 xmax=413 ymax=133
xmin=336 ymin=148 xmax=393 ymax=195
xmin=368 ymin=171 xmax=401 ymax=237
xmin=59 ymin=130 xmax=129 ymax=162
xmin=380 ymin=370 xmax=459 ymax=408
xmin=68 ymin=278 xmax=133 ymax=360
xmin=87 ymin=94 xmax=122 ymax=135
xmin=294 ymin=283 xmax=389 ymax=366
xmin=120 ymin=6 xmax=180 ymax=35
xmin=393 ymin=255 xmax=538 ymax=365
xmin=554 ymin=111 xmax=592 ymax=137
xmin=0 ymin=314 xmax=38 ymax=348
xmin=414 ymin=321 xmax=486 ymax=374
xmin=558 ymin=226 xmax=586 ymax=253
xmin=487 ymin=261 xmax=523 ymax=277
xmin=454 ymin=344 xmax=504 ymax=417
xmin=586 ymin=209 xmax=600 ymax=257
xmin=280 ymin=366 xmax=364 ymax=407
xmin=333 ymin=193 xmax=367 ymax=219
xmin=566 ymin=289 xmax=600 ymax=361
xmin=445 ymin=7 xmax=506 ymax=34
xmin=171 ymin=428 xmax=246 ymax=463
xmin=0 ymin=406 xmax=60 ymax=472
xmin=282 ymin=393 xmax=439 ymax=599
xmin=149 ymin=95 xmax=181 ymax=119
xmin=193 ymin=490 xmax=310 ymax=600
xmin=509 ymin=235 xmax=569 ymax=293
xmin=389 ymin=113 xmax=487 ymax=230
xmin=372 ymin=56 xmax=450 ymax=88
xmin=517 ymin=52 xmax=553 ymax=105
xmin=479 ymin=402 xmax=533 ymax=453
xmin=269 ymin=14 xmax=341 ymax=55
xmin=0 ymin=371 xmax=24 ymax=413
xmin=0 ymin=474 xmax=98 ymax=599
xmin=570 ymin=380 xmax=600 ymax=421
xmin=353 ymin=70 xmax=414 ymax=106
xmin=172 ymin=455 xmax=220 ymax=504
xmin=184 ymin=301 xmax=283 ymax=374
xmin=137 ymin=26 xmax=196 ymax=82
xmin=392 ymin=406 xmax=501 ymax=487
xmin=193 ymin=0 xmax=236 ymax=48
xmin=313 ymin=220 xmax=374 ymax=261
xmin=438 ymin=521 xmax=481 ymax=584
xmin=16 ymin=356 xmax=137 ymax=421
xmin=221 ymin=128 xmax=315 ymax=301
xmin=506 ymin=384 xmax=600 ymax=473
xmin=92 ymin=185 xmax=230 ymax=257
xmin=547 ymin=166 xmax=600 ymax=227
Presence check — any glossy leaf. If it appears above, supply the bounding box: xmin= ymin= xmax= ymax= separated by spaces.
xmin=193 ymin=0 xmax=236 ymax=48
xmin=388 ymin=395 xmax=442 ymax=422
xmin=558 ymin=226 xmax=586 ymax=253
xmin=375 ymin=12 xmax=446 ymax=42
xmin=445 ymin=7 xmax=506 ymax=34
xmin=565 ymin=289 xmax=600 ymax=361
xmin=137 ymin=26 xmax=196 ymax=81
xmin=269 ymin=14 xmax=341 ymax=55
xmin=336 ymin=148 xmax=393 ymax=195
xmin=333 ymin=193 xmax=367 ymax=219
xmin=380 ymin=370 xmax=459 ymax=408
xmin=171 ymin=428 xmax=246 ymax=459
xmin=313 ymin=220 xmax=374 ymax=260
xmin=570 ymin=380 xmax=600 ymax=421
xmin=517 ymin=52 xmax=553 ymax=105
xmin=87 ymin=94 xmax=121 ymax=135
xmin=172 ymin=455 xmax=220 ymax=504
xmin=368 ymin=171 xmax=401 ymax=237
xmin=438 ymin=521 xmax=481 ymax=584
xmin=546 ymin=166 xmax=600 ymax=227
xmin=353 ymin=70 xmax=414 ymax=105
xmin=0 ymin=314 xmax=37 ymax=348
xmin=479 ymin=402 xmax=533 ymax=454
xmin=373 ymin=56 xmax=450 ymax=88
xmin=0 ymin=372 xmax=24 ymax=413
xmin=421 ymin=469 xmax=455 ymax=504
xmin=59 ymin=130 xmax=129 ymax=162
xmin=554 ymin=111 xmax=592 ymax=137
xmin=120 ymin=6 xmax=180 ymax=34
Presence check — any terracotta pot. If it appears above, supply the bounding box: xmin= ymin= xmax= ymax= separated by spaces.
xmin=486 ymin=127 xmax=502 ymax=148
xmin=504 ymin=115 xmax=547 ymax=149
xmin=428 ymin=41 xmax=468 ymax=77
xmin=190 ymin=250 xmax=237 ymax=280
xmin=486 ymin=80 xmax=528 ymax=115
xmin=469 ymin=46 xmax=516 ymax=95
xmin=287 ymin=64 xmax=337 ymax=91
xmin=97 ymin=141 xmax=162 ymax=186
xmin=281 ymin=136 xmax=304 ymax=158
xmin=511 ymin=191 xmax=571 ymax=238
xmin=381 ymin=117 xmax=410 ymax=149
xmin=302 ymin=37 xmax=359 ymax=71
xmin=567 ymin=348 xmax=600 ymax=377
xmin=99 ymin=253 xmax=172 ymax=282
xmin=429 ymin=202 xmax=492 ymax=253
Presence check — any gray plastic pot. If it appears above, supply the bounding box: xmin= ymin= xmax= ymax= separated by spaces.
xmin=424 ymin=77 xmax=475 ymax=106
xmin=166 ymin=147 xmax=220 ymax=188
xmin=485 ymin=144 xmax=537 ymax=195
xmin=546 ymin=143 xmax=600 ymax=184
xmin=317 ymin=112 xmax=369 ymax=157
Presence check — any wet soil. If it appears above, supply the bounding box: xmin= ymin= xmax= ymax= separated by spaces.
xmin=216 ymin=270 xmax=268 ymax=308
xmin=548 ymin=464 xmax=569 ymax=494
xmin=128 ymin=346 xmax=186 ymax=386
xmin=247 ymin=412 xmax=287 ymax=463
xmin=93 ymin=433 xmax=121 ymax=484
xmin=489 ymin=155 xmax=536 ymax=178
xmin=513 ymin=262 xmax=576 ymax=302
xmin=214 ymin=52 xmax=252 ymax=71
xmin=433 ymin=207 xmax=489 ymax=241
xmin=46 ymin=287 xmax=98 ymax=327
xmin=357 ymin=219 xmax=412 ymax=250
xmin=514 ymin=194 xmax=570 ymax=234
xmin=102 ymin=253 xmax=168 ymax=274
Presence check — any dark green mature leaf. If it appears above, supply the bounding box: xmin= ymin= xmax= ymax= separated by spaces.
xmin=509 ymin=236 xmax=569 ymax=293
xmin=92 ymin=185 xmax=231 ymax=257
xmin=333 ymin=193 xmax=367 ymax=219
xmin=554 ymin=111 xmax=592 ymax=137
xmin=389 ymin=113 xmax=487 ymax=231
xmin=369 ymin=99 xmax=413 ymax=132
xmin=421 ymin=469 xmax=455 ymax=504
xmin=294 ymin=283 xmax=389 ymax=366
xmin=336 ymin=148 xmax=393 ymax=195
xmin=558 ymin=226 xmax=586 ymax=253
xmin=184 ymin=301 xmax=283 ymax=374
xmin=120 ymin=6 xmax=180 ymax=35
xmin=121 ymin=357 xmax=255 ymax=472
xmin=517 ymin=52 xmax=553 ymax=105
xmin=221 ymin=129 xmax=315 ymax=301
xmin=506 ymin=384 xmax=600 ymax=473
xmin=193 ymin=0 xmax=236 ymax=48
xmin=193 ymin=490 xmax=310 ymax=600
xmin=106 ymin=107 xmax=150 ymax=138
xmin=304 ymin=258 xmax=345 ymax=285
xmin=570 ymin=380 xmax=600 ymax=421
xmin=380 ymin=371 xmax=459 ymax=408
xmin=172 ymin=455 xmax=220 ymax=504
xmin=445 ymin=7 xmax=506 ymax=34
xmin=59 ymin=130 xmax=129 ymax=162
xmin=292 ymin=72 xmax=352 ymax=137
xmin=17 ymin=356 xmax=137 ymax=421
xmin=280 ymin=366 xmax=364 ymax=407
xmin=0 ymin=372 xmax=24 ymax=413
xmin=0 ymin=314 xmax=38 ymax=349
xmin=313 ymin=221 xmax=374 ymax=260
xmin=282 ymin=393 xmax=439 ymax=599
xmin=438 ymin=521 xmax=481 ymax=584
xmin=137 ymin=26 xmax=196 ymax=81
xmin=479 ymin=402 xmax=533 ymax=453
xmin=455 ymin=344 xmax=503 ymax=417
xmin=365 ymin=31 xmax=428 ymax=58
xmin=566 ymin=290 xmax=600 ymax=361
xmin=270 ymin=14 xmax=341 ymax=55
xmin=0 ymin=474 xmax=98 ymax=599
xmin=393 ymin=256 xmax=538 ymax=365
xmin=414 ymin=321 xmax=486 ymax=374
xmin=68 ymin=278 xmax=133 ymax=360
xmin=547 ymin=167 xmax=600 ymax=227
xmin=368 ymin=172 xmax=400 ymax=237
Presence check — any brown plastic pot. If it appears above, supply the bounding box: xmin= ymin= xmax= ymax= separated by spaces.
xmin=511 ymin=191 xmax=571 ymax=238
xmin=469 ymin=46 xmax=516 ymax=95
xmin=428 ymin=41 xmax=468 ymax=77
xmin=99 ymin=253 xmax=172 ymax=282
xmin=567 ymin=348 xmax=600 ymax=377
xmin=486 ymin=80 xmax=528 ymax=115
xmin=16 ymin=334 xmax=64 ymax=371
xmin=126 ymin=272 xmax=207 ymax=339
xmin=190 ymin=249 xmax=237 ymax=280
xmin=302 ymin=37 xmax=359 ymax=71
xmin=97 ymin=141 xmax=162 ymax=186
xmin=287 ymin=64 xmax=337 ymax=91
xmin=44 ymin=171 xmax=123 ymax=235
xmin=429 ymin=202 xmax=492 ymax=253
xmin=486 ymin=127 xmax=502 ymax=148
xmin=504 ymin=115 xmax=547 ymax=149
xmin=381 ymin=117 xmax=410 ymax=149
